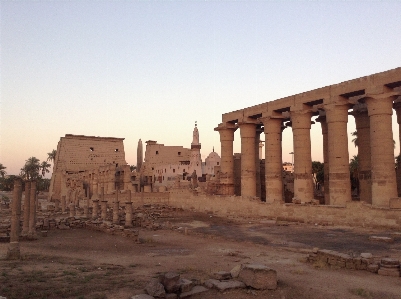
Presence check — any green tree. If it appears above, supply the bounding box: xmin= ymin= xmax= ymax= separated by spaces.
xmin=47 ymin=149 xmax=57 ymax=163
xmin=0 ymin=163 xmax=6 ymax=178
xmin=20 ymin=157 xmax=41 ymax=180
xmin=40 ymin=161 xmax=51 ymax=177
xmin=0 ymin=175 xmax=18 ymax=191
xmin=130 ymin=165 xmax=137 ymax=172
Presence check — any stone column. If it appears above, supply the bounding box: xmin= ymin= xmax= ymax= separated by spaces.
xmin=353 ymin=105 xmax=372 ymax=204
xmin=92 ymin=179 xmax=98 ymax=200
xmin=54 ymin=199 xmax=60 ymax=212
xmin=69 ymin=203 xmax=76 ymax=217
xmin=92 ymin=199 xmax=99 ymax=219
xmin=125 ymin=190 xmax=133 ymax=228
xmin=214 ymin=123 xmax=237 ymax=195
xmin=239 ymin=122 xmax=257 ymax=197
xmin=255 ymin=126 xmax=263 ymax=199
xmin=262 ymin=117 xmax=284 ymax=203
xmin=61 ymin=195 xmax=66 ymax=213
xmin=316 ymin=114 xmax=330 ymax=205
xmin=366 ymin=96 xmax=398 ymax=207
xmin=21 ymin=181 xmax=31 ymax=236
xmin=291 ymin=110 xmax=313 ymax=202
xmin=7 ymin=178 xmax=23 ymax=259
xmin=28 ymin=180 xmax=37 ymax=239
xmin=113 ymin=190 xmax=119 ymax=224
xmin=99 ymin=186 xmax=107 ymax=220
xmin=326 ymin=104 xmax=352 ymax=206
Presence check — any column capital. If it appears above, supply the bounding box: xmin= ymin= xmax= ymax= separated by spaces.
xmin=290 ymin=109 xmax=312 ymax=130
xmin=325 ymin=103 xmax=349 ymax=123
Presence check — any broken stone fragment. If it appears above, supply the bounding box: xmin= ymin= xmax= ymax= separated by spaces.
xmin=178 ymin=278 xmax=193 ymax=293
xmin=360 ymin=253 xmax=373 ymax=259
xmin=238 ymin=264 xmax=277 ymax=290
xmin=230 ymin=264 xmax=242 ymax=278
xmin=145 ymin=278 xmax=166 ymax=298
xmin=204 ymin=279 xmax=246 ymax=291
xmin=180 ymin=285 xmax=208 ymax=298
xmin=380 ymin=258 xmax=400 ymax=266
xmin=213 ymin=271 xmax=231 ymax=280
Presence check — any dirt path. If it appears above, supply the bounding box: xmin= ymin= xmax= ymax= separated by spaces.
xmin=1 ymin=209 xmax=401 ymax=299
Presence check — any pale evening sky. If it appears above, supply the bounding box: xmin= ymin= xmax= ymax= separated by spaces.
xmin=1 ymin=0 xmax=401 ymax=177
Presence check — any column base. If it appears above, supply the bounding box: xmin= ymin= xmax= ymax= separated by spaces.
xmin=7 ymin=242 xmax=20 ymax=260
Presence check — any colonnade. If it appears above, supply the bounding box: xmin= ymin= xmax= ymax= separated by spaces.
xmin=215 ymin=68 xmax=401 ymax=208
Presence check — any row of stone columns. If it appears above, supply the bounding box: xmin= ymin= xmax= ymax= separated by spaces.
xmin=215 ymin=94 xmax=400 ymax=207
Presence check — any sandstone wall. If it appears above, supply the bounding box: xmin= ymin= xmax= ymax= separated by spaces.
xmin=132 ymin=190 xmax=401 ymax=229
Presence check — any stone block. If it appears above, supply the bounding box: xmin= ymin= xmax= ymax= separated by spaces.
xmin=178 ymin=278 xmax=193 ymax=293
xmin=360 ymin=253 xmax=373 ymax=259
xmin=378 ymin=268 xmax=400 ymax=277
xmin=160 ymin=272 xmax=180 ymax=293
xmin=205 ymin=279 xmax=246 ymax=291
xmin=145 ymin=278 xmax=165 ymax=298
xmin=238 ymin=264 xmax=277 ymax=290
xmin=380 ymin=258 xmax=400 ymax=266
xmin=367 ymin=264 xmax=379 ymax=273
xmin=369 ymin=236 xmax=394 ymax=243
xmin=131 ymin=295 xmax=155 ymax=299
xmin=180 ymin=285 xmax=208 ymax=298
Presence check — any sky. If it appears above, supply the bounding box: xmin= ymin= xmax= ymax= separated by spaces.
xmin=1 ymin=0 xmax=401 ymax=177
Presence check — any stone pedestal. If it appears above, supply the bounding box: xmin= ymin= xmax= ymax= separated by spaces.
xmin=291 ymin=110 xmax=313 ymax=202
xmin=215 ymin=124 xmax=237 ymax=195
xmin=239 ymin=122 xmax=257 ymax=197
xmin=262 ymin=117 xmax=283 ymax=203
xmin=366 ymin=96 xmax=398 ymax=207
xmin=353 ymin=106 xmax=372 ymax=204
xmin=7 ymin=178 xmax=22 ymax=259
xmin=326 ymin=104 xmax=351 ymax=206
xmin=28 ymin=180 xmax=37 ymax=239
xmin=21 ymin=180 xmax=31 ymax=236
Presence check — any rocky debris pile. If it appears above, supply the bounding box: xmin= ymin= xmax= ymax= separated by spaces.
xmin=134 ymin=265 xmax=277 ymax=298
xmin=308 ymin=248 xmax=400 ymax=277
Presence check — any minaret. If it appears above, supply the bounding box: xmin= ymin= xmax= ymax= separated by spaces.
xmin=137 ymin=139 xmax=143 ymax=172
xmin=189 ymin=122 xmax=202 ymax=176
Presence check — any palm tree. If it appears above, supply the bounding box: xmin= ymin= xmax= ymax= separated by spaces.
xmin=351 ymin=131 xmax=395 ymax=148
xmin=21 ymin=157 xmax=41 ymax=180
xmin=351 ymin=131 xmax=358 ymax=147
xmin=0 ymin=163 xmax=6 ymax=178
xmin=40 ymin=161 xmax=51 ymax=177
xmin=47 ymin=149 xmax=57 ymax=163
xmin=350 ymin=155 xmax=359 ymax=196
xmin=312 ymin=161 xmax=324 ymax=188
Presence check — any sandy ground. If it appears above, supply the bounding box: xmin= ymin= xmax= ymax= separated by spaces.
xmin=1 ymin=205 xmax=401 ymax=299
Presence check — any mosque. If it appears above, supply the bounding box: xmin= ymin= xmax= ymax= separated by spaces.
xmin=138 ymin=123 xmax=221 ymax=189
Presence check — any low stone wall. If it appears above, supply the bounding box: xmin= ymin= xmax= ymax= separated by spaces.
xmin=132 ymin=190 xmax=401 ymax=229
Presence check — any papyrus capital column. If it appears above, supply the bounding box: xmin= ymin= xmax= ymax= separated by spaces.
xmin=214 ymin=123 xmax=237 ymax=195
xmin=366 ymin=96 xmax=398 ymax=207
xmin=290 ymin=109 xmax=313 ymax=202
xmin=352 ymin=104 xmax=372 ymax=204
xmin=261 ymin=116 xmax=283 ymax=203
xmin=239 ymin=122 xmax=257 ymax=197
xmin=325 ymin=103 xmax=352 ymax=206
